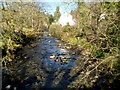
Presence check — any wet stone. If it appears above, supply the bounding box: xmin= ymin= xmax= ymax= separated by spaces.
xmin=2 ymin=30 xmax=78 ymax=89
xmin=39 ymin=38 xmax=77 ymax=68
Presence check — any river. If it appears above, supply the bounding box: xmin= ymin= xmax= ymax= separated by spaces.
xmin=2 ymin=29 xmax=80 ymax=89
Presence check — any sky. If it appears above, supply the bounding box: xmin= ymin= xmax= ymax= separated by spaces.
xmin=38 ymin=0 xmax=78 ymax=26
xmin=39 ymin=0 xmax=78 ymax=16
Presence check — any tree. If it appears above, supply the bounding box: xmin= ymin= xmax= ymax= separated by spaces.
xmin=48 ymin=14 xmax=54 ymax=29
xmin=1 ymin=2 xmax=49 ymax=67
xmin=54 ymin=6 xmax=61 ymax=22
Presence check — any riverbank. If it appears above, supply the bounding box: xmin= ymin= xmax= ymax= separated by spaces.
xmin=49 ymin=25 xmax=120 ymax=89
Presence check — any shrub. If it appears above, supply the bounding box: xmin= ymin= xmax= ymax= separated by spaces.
xmin=1 ymin=29 xmax=25 ymax=66
xmin=62 ymin=25 xmax=73 ymax=32
xmin=49 ymin=24 xmax=62 ymax=38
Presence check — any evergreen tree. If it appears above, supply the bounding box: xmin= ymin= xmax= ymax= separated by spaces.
xmin=49 ymin=14 xmax=54 ymax=25
xmin=54 ymin=6 xmax=61 ymax=22
xmin=48 ymin=14 xmax=54 ymax=29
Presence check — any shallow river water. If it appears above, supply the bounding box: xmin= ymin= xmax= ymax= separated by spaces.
xmin=2 ymin=30 xmax=79 ymax=89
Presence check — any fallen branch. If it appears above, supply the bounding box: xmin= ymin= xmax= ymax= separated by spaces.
xmin=80 ymin=55 xmax=118 ymax=81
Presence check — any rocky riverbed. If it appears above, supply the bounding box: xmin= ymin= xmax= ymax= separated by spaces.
xmin=2 ymin=30 xmax=79 ymax=89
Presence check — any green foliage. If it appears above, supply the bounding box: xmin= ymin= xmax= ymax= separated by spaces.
xmin=54 ymin=6 xmax=61 ymax=22
xmin=49 ymin=24 xmax=62 ymax=38
xmin=93 ymin=49 xmax=105 ymax=59
xmin=49 ymin=15 xmax=54 ymax=25
xmin=84 ymin=44 xmax=92 ymax=48
xmin=48 ymin=14 xmax=54 ymax=29
xmin=63 ymin=25 xmax=73 ymax=32
xmin=1 ymin=2 xmax=49 ymax=67
xmin=1 ymin=30 xmax=24 ymax=63
xmin=67 ymin=38 xmax=78 ymax=44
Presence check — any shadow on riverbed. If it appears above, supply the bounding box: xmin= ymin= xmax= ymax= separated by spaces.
xmin=3 ymin=30 xmax=113 ymax=89
xmin=2 ymin=62 xmax=84 ymax=89
xmin=38 ymin=62 xmax=83 ymax=88
xmin=2 ymin=30 xmax=83 ymax=89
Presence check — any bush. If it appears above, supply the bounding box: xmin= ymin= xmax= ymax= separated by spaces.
xmin=62 ymin=25 xmax=73 ymax=32
xmin=1 ymin=30 xmax=25 ymax=66
xmin=49 ymin=24 xmax=62 ymax=38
